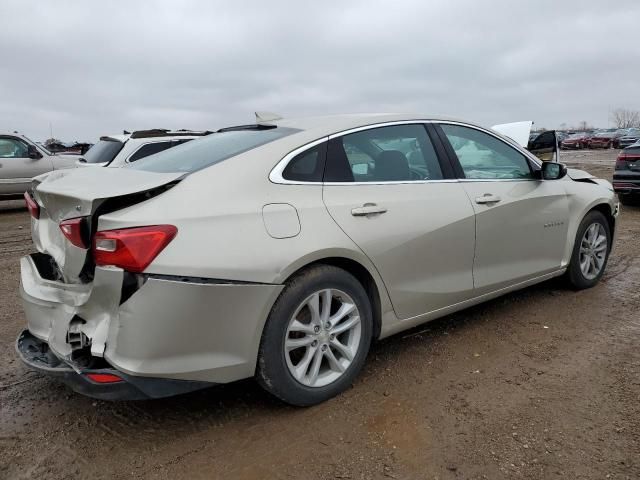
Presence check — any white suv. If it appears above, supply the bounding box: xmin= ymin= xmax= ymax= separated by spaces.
xmin=76 ymin=129 xmax=212 ymax=168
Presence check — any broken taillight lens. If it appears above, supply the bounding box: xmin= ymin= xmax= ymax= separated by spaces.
xmin=24 ymin=192 xmax=40 ymax=219
xmin=59 ymin=217 xmax=89 ymax=249
xmin=93 ymin=225 xmax=177 ymax=273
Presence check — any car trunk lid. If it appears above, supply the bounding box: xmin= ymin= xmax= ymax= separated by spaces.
xmin=30 ymin=167 xmax=184 ymax=284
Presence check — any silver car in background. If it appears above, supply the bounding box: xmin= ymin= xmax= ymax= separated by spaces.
xmin=0 ymin=133 xmax=77 ymax=199
xmin=18 ymin=114 xmax=618 ymax=405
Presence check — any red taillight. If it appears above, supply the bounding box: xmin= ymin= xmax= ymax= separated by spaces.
xmin=59 ymin=217 xmax=89 ymax=249
xmin=616 ymin=153 xmax=640 ymax=170
xmin=24 ymin=192 xmax=39 ymax=219
xmin=93 ymin=225 xmax=177 ymax=273
xmin=86 ymin=373 xmax=123 ymax=384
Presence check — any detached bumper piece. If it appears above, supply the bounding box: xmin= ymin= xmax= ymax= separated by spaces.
xmin=16 ymin=330 xmax=213 ymax=401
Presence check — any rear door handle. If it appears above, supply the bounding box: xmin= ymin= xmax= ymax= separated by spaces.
xmin=351 ymin=203 xmax=388 ymax=216
xmin=475 ymin=194 xmax=502 ymax=204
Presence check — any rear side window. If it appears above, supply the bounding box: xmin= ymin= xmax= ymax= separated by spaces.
xmin=325 ymin=124 xmax=443 ymax=182
xmin=129 ymin=141 xmax=174 ymax=162
xmin=83 ymin=139 xmax=124 ymax=164
xmin=282 ymin=143 xmax=326 ymax=182
xmin=128 ymin=127 xmax=299 ymax=173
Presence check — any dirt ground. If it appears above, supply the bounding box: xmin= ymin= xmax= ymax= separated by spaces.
xmin=0 ymin=150 xmax=638 ymax=480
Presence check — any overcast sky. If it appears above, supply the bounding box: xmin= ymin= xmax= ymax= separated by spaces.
xmin=1 ymin=0 xmax=639 ymax=141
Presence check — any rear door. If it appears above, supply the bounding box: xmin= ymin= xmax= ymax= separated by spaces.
xmin=435 ymin=123 xmax=569 ymax=294
xmin=0 ymin=136 xmax=52 ymax=195
xmin=322 ymin=123 xmax=476 ymax=320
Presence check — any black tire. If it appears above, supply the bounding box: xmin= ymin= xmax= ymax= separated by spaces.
xmin=565 ymin=210 xmax=611 ymax=289
xmin=256 ymin=265 xmax=373 ymax=406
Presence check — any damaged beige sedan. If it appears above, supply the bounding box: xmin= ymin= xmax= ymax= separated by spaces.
xmin=18 ymin=114 xmax=618 ymax=405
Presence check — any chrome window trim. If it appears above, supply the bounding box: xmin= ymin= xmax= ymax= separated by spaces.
xmin=269 ymin=118 xmax=544 ymax=185
xmin=270 ymin=120 xmax=449 ymax=185
xmin=436 ymin=120 xmax=541 ymax=181
xmin=327 ymin=119 xmax=434 ymax=139
xmin=268 ymin=136 xmax=329 ymax=185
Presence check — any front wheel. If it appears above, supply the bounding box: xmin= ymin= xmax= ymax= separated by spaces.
xmin=565 ymin=211 xmax=611 ymax=289
xmin=257 ymin=265 xmax=373 ymax=406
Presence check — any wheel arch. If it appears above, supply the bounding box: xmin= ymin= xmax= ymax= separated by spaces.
xmin=279 ymin=254 xmax=387 ymax=341
xmin=588 ymin=202 xmax=616 ymax=245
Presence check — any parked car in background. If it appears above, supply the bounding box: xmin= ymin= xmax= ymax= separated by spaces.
xmin=0 ymin=132 xmax=77 ymax=199
xmin=614 ymin=128 xmax=640 ymax=149
xmin=561 ymin=132 xmax=591 ymax=149
xmin=556 ymin=132 xmax=569 ymax=145
xmin=588 ymin=131 xmax=620 ymax=149
xmin=613 ymin=142 xmax=640 ymax=205
xmin=45 ymin=141 xmax=93 ymax=155
xmin=76 ymin=129 xmax=212 ymax=168
xmin=18 ymin=113 xmax=618 ymax=406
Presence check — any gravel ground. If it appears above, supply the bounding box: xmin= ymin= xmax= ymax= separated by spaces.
xmin=0 ymin=150 xmax=638 ymax=479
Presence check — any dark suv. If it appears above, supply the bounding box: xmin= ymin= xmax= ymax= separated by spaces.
xmin=613 ymin=144 xmax=640 ymax=205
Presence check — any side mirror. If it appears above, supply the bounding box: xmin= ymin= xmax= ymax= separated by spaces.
xmin=541 ymin=161 xmax=567 ymax=180
xmin=27 ymin=145 xmax=42 ymax=159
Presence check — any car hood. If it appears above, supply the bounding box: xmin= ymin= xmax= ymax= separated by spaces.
xmin=491 ymin=121 xmax=533 ymax=147
xmin=567 ymin=168 xmax=594 ymax=180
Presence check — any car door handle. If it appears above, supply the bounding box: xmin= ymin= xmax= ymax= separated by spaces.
xmin=351 ymin=203 xmax=388 ymax=216
xmin=475 ymin=194 xmax=502 ymax=204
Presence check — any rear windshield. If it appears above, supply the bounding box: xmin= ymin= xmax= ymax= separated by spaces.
xmin=83 ymin=139 xmax=124 ymax=164
xmin=127 ymin=127 xmax=298 ymax=173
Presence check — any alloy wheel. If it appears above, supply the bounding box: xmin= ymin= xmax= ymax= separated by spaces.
xmin=579 ymin=222 xmax=608 ymax=280
xmin=284 ymin=289 xmax=362 ymax=388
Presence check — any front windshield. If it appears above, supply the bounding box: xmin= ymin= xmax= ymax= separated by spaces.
xmin=82 ymin=139 xmax=124 ymax=164
xmin=128 ymin=127 xmax=299 ymax=173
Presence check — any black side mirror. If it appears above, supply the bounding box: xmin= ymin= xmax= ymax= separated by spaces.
xmin=27 ymin=145 xmax=42 ymax=159
xmin=541 ymin=161 xmax=567 ymax=180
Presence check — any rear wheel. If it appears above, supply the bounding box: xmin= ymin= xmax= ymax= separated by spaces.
xmin=565 ymin=211 xmax=611 ymax=289
xmin=257 ymin=265 xmax=373 ymax=406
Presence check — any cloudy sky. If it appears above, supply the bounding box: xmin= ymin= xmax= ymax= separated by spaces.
xmin=1 ymin=0 xmax=639 ymax=141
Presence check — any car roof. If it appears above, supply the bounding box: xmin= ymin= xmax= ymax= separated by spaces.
xmin=272 ymin=113 xmax=474 ymax=138
xmin=100 ymin=129 xmax=213 ymax=144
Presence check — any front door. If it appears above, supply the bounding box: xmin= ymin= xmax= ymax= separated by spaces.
xmin=436 ymin=123 xmax=569 ymax=294
xmin=322 ymin=123 xmax=476 ymax=320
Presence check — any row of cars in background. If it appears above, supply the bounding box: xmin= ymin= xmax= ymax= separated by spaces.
xmin=3 ymin=122 xmax=640 ymax=206
xmin=0 ymin=129 xmax=210 ymax=198
xmin=556 ymin=128 xmax=640 ymax=150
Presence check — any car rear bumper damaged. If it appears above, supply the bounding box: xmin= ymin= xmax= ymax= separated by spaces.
xmin=19 ymin=253 xmax=284 ymax=394
xmin=16 ymin=330 xmax=212 ymax=400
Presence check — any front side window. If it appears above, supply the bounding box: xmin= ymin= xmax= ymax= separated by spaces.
xmin=0 ymin=138 xmax=28 ymax=158
xmin=440 ymin=124 xmax=532 ymax=180
xmin=324 ymin=124 xmax=443 ymax=182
